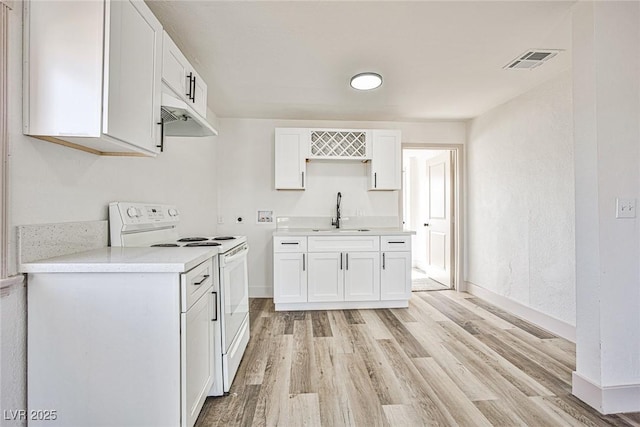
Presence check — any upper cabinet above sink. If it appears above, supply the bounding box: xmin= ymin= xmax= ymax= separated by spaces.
xmin=23 ymin=0 xmax=163 ymax=156
xmin=274 ymin=127 xmax=402 ymax=191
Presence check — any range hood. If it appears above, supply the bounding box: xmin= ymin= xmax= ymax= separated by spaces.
xmin=160 ymin=90 xmax=218 ymax=137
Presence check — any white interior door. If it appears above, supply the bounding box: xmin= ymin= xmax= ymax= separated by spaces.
xmin=425 ymin=152 xmax=452 ymax=287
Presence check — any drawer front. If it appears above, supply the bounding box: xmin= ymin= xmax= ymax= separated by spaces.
xmin=273 ymin=236 xmax=307 ymax=253
xmin=381 ymin=235 xmax=411 ymax=252
xmin=181 ymin=258 xmax=214 ymax=312
xmin=308 ymin=236 xmax=380 ymax=252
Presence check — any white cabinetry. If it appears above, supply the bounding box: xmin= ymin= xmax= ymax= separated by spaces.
xmin=273 ymin=237 xmax=308 ymax=303
xmin=380 ymin=236 xmax=412 ymax=300
xmin=273 ymin=232 xmax=412 ymax=310
xmin=163 ymin=31 xmax=208 ymax=118
xmin=369 ymin=130 xmax=402 ymax=190
xmin=307 ymin=252 xmax=343 ymax=302
xmin=23 ymin=0 xmax=163 ymax=156
xmin=27 ymin=257 xmax=217 ymax=427
xmin=307 ymin=236 xmax=380 ymax=303
xmin=275 ymin=128 xmax=309 ymax=190
xmin=344 ymin=252 xmax=380 ymax=301
xmin=309 ymin=129 xmax=371 ymax=160
xmin=274 ymin=128 xmax=401 ymax=190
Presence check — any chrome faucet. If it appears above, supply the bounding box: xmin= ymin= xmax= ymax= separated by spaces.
xmin=331 ymin=192 xmax=342 ymax=229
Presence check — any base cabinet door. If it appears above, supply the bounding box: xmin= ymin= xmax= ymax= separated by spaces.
xmin=181 ymin=289 xmax=214 ymax=427
xmin=307 ymin=252 xmax=343 ymax=302
xmin=381 ymin=252 xmax=411 ymax=300
xmin=344 ymin=252 xmax=380 ymax=301
xmin=274 ymin=253 xmax=307 ymax=303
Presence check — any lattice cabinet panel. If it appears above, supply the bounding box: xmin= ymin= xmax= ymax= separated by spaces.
xmin=309 ymin=130 xmax=370 ymax=159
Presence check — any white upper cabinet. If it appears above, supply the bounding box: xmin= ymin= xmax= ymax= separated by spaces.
xmin=274 ymin=127 xmax=401 ymax=190
xmin=369 ymin=130 xmax=402 ymax=190
xmin=275 ymin=128 xmax=309 ymax=190
xmin=23 ymin=0 xmax=163 ymax=156
xmin=162 ymin=32 xmax=208 ymax=119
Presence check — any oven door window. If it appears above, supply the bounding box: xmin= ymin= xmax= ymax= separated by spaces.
xmin=221 ymin=256 xmax=249 ymax=352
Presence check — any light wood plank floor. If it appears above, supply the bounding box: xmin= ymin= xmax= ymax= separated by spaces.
xmin=196 ymin=291 xmax=640 ymax=426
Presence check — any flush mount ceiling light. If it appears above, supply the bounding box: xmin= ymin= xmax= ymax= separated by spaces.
xmin=350 ymin=72 xmax=383 ymax=90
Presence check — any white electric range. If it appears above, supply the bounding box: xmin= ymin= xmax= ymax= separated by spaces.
xmin=109 ymin=202 xmax=250 ymax=396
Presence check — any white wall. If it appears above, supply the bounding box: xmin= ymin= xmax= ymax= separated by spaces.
xmin=2 ymin=2 xmax=219 ymax=420
xmin=215 ymin=118 xmax=466 ymax=297
xmin=571 ymin=1 xmax=640 ymax=413
xmin=466 ymin=71 xmax=575 ymax=325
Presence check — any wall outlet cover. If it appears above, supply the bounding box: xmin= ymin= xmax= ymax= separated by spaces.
xmin=616 ymin=198 xmax=636 ymax=219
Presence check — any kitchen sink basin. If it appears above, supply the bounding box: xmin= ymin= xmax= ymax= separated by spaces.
xmin=311 ymin=229 xmax=370 ymax=232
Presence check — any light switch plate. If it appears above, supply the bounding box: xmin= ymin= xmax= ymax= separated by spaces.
xmin=616 ymin=198 xmax=636 ymax=219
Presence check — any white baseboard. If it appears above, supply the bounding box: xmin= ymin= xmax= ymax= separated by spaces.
xmin=572 ymin=371 xmax=640 ymax=414
xmin=249 ymin=286 xmax=272 ymax=298
xmin=465 ymin=281 xmax=576 ymax=342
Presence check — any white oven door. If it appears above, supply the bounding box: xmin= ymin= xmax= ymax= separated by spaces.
xmin=220 ymin=244 xmax=249 ymax=353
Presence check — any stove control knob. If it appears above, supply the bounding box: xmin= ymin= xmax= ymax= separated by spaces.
xmin=168 ymin=208 xmax=179 ymax=217
xmin=127 ymin=207 xmax=138 ymax=218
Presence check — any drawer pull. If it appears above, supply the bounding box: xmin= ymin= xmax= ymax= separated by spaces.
xmin=383 ymin=252 xmax=386 ymax=270
xmin=281 ymin=242 xmax=299 ymax=245
xmin=388 ymin=241 xmax=405 ymax=244
xmin=303 ymin=253 xmax=306 ymax=271
xmin=193 ymin=274 xmax=210 ymax=285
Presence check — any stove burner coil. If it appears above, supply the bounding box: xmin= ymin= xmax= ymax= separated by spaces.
xmin=151 ymin=243 xmax=180 ymax=247
xmin=177 ymin=237 xmax=209 ymax=242
xmin=184 ymin=242 xmax=221 ymax=247
xmin=213 ymin=236 xmax=235 ymax=241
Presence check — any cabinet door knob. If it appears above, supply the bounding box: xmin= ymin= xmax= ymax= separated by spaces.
xmin=423 ymin=223 xmax=429 ymax=227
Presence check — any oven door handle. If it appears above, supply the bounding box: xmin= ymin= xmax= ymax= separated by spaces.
xmin=223 ymin=246 xmax=249 ymax=265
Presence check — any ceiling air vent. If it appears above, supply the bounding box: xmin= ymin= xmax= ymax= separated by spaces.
xmin=504 ymin=49 xmax=561 ymax=70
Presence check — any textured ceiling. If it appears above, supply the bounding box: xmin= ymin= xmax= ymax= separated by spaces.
xmin=147 ymin=1 xmax=575 ymax=121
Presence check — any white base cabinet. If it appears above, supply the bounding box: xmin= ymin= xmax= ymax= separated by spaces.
xmin=273 ymin=253 xmax=308 ymax=303
xmin=381 ymin=251 xmax=411 ymax=300
xmin=273 ymin=234 xmax=411 ymax=310
xmin=27 ymin=258 xmax=217 ymax=427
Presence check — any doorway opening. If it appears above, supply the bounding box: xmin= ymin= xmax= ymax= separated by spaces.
xmin=402 ymin=147 xmax=457 ymax=292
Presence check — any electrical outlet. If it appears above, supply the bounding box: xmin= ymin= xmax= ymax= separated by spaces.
xmin=217 ymin=216 xmax=224 ymax=224
xmin=616 ymin=198 xmax=636 ymax=219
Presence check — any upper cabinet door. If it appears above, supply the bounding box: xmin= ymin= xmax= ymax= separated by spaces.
xmin=162 ymin=31 xmax=209 ymax=119
xmin=162 ymin=32 xmax=190 ymax=100
xmin=369 ymin=130 xmax=402 ymax=190
xmin=275 ymin=128 xmax=309 ymax=190
xmin=191 ymin=71 xmax=208 ymax=118
xmin=103 ymin=0 xmax=162 ymax=153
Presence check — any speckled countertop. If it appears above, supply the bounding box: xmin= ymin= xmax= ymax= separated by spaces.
xmin=272 ymin=228 xmax=415 ymax=236
xmin=20 ymin=247 xmax=219 ymax=274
